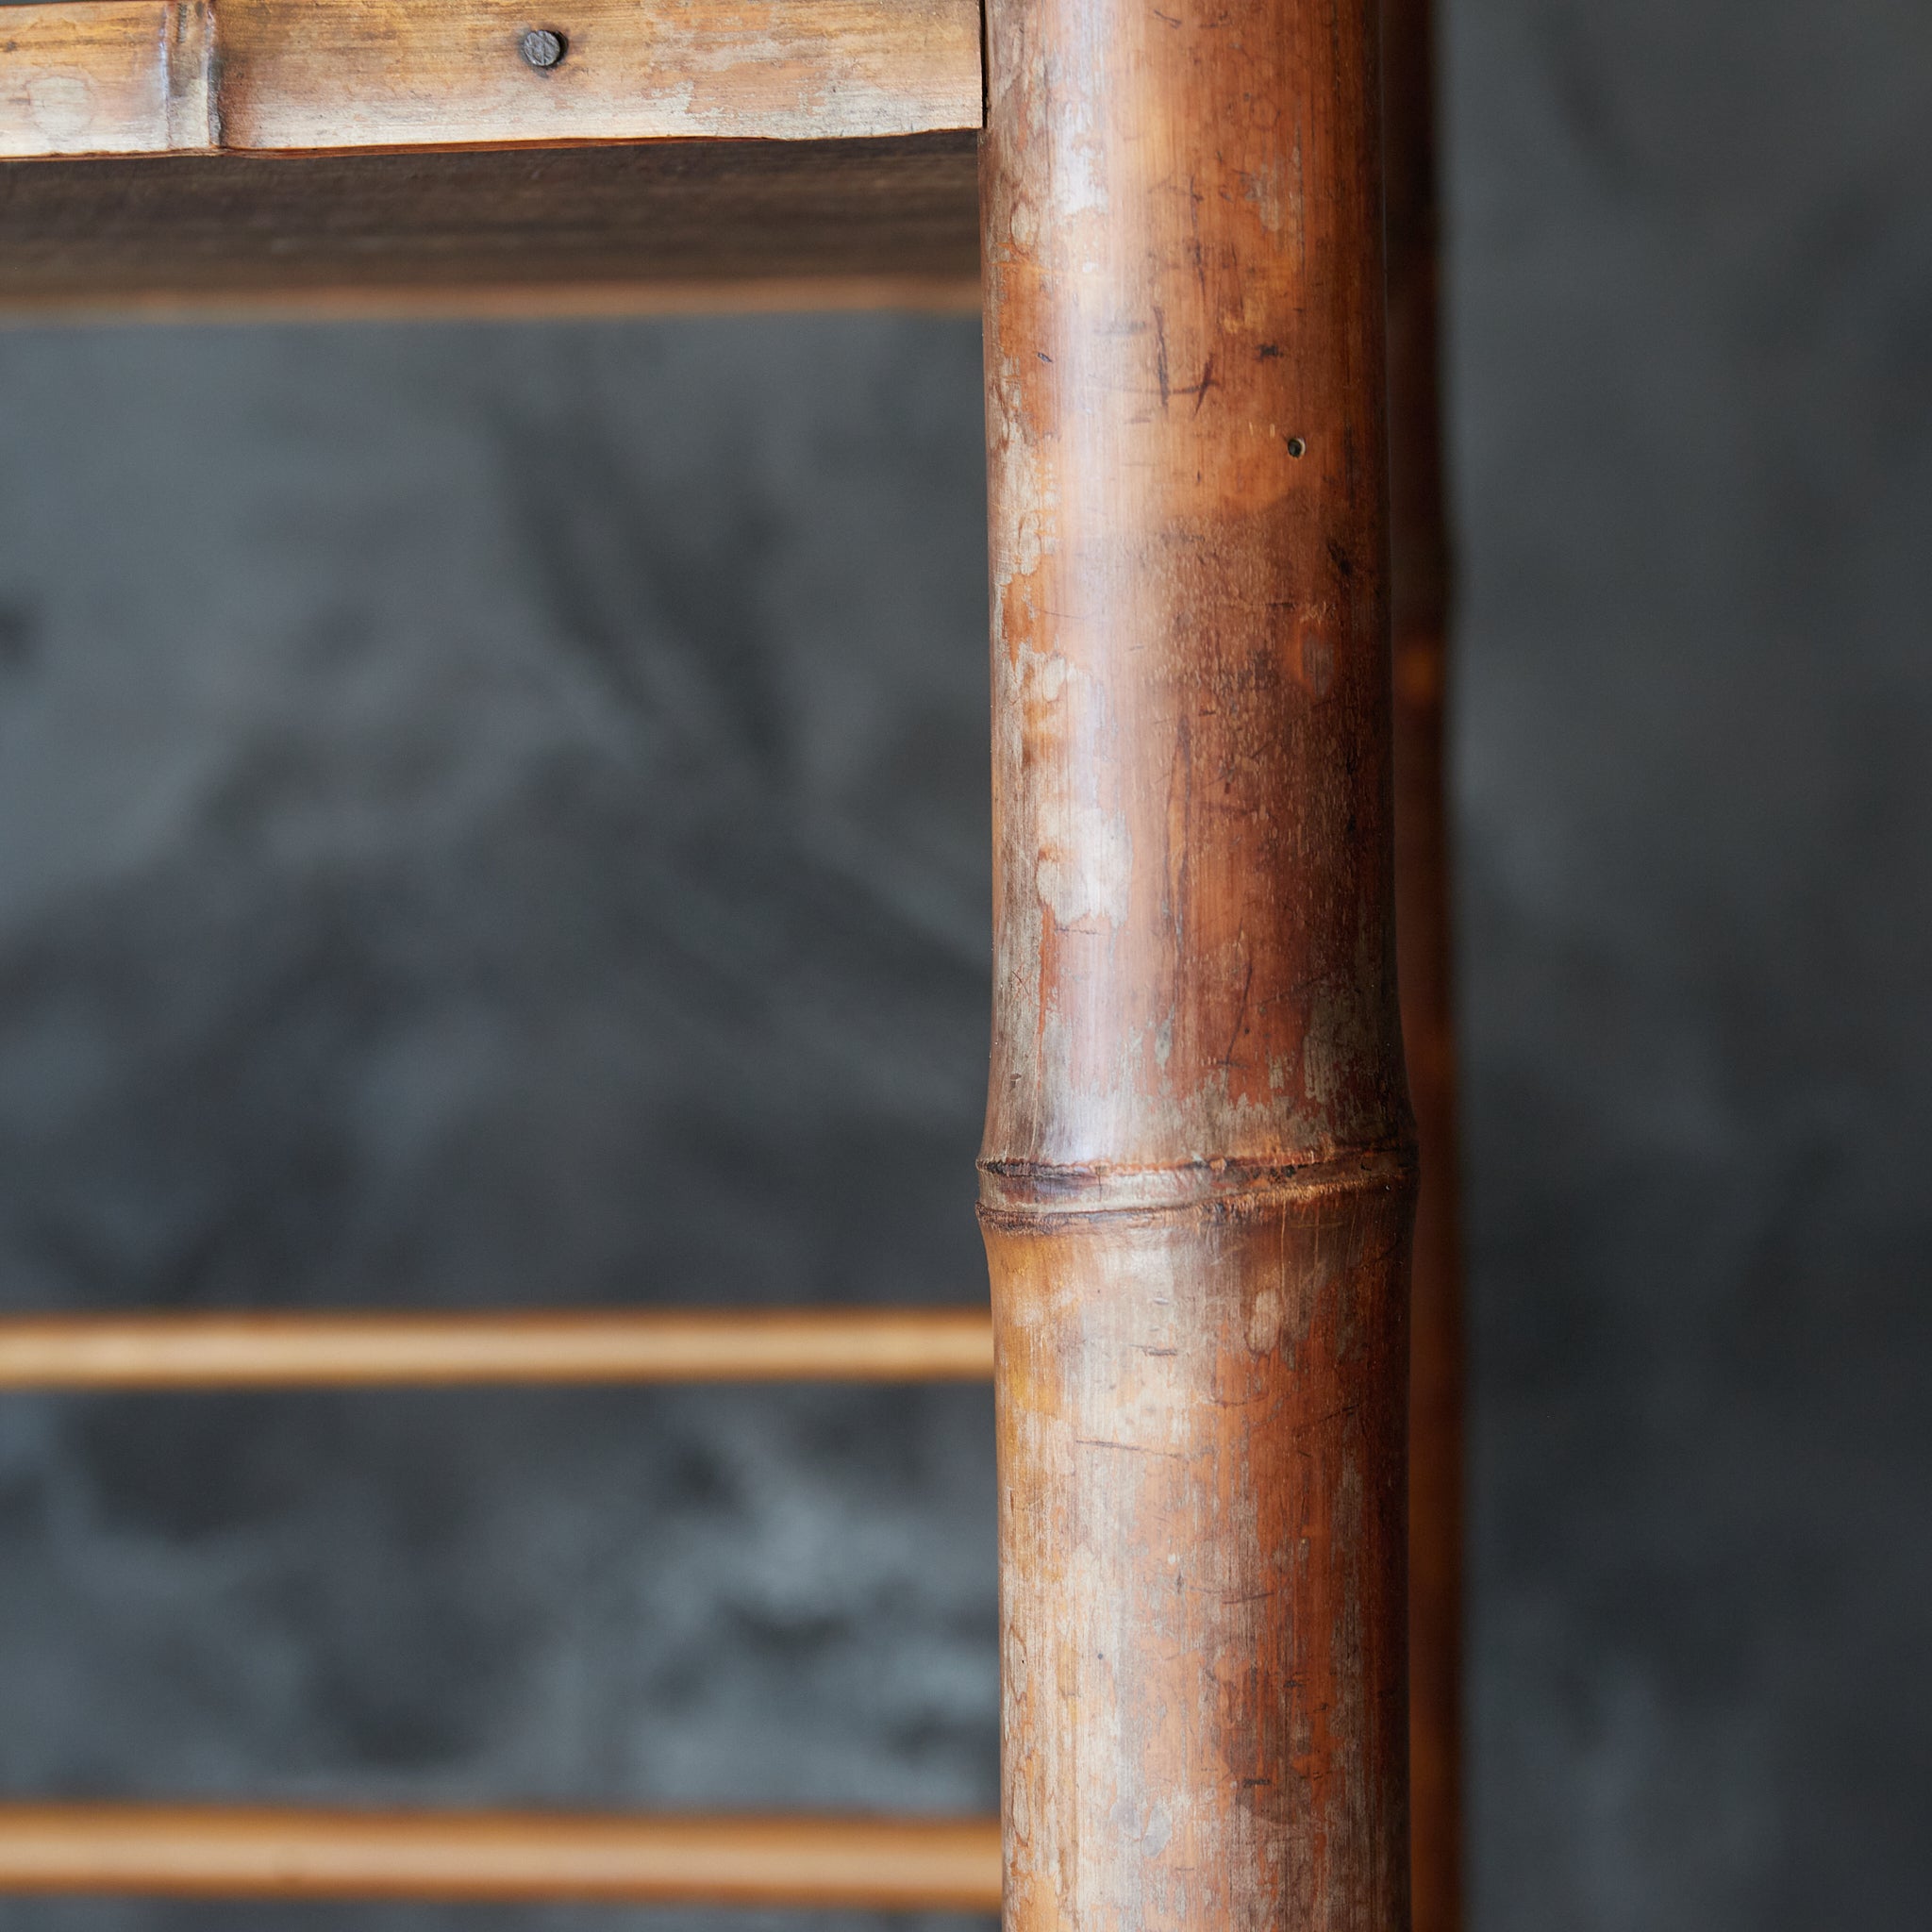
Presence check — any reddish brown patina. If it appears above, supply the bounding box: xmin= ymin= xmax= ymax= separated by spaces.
xmin=978 ymin=0 xmax=1418 ymax=1923
xmin=1385 ymin=0 xmax=1466 ymax=1924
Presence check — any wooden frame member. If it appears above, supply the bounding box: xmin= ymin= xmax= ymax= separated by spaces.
xmin=979 ymin=0 xmax=1417 ymax=1927
xmin=0 ymin=0 xmax=984 ymax=317
xmin=0 ymin=1807 xmax=1000 ymax=1907
xmin=0 ymin=0 xmax=1452 ymax=1912
xmin=0 ymin=0 xmax=980 ymax=158
xmin=0 ymin=1307 xmax=993 ymax=1390
xmin=1386 ymin=0 xmax=1466 ymax=1923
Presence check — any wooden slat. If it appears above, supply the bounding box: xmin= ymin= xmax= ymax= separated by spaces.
xmin=0 ymin=0 xmax=981 ymax=162
xmin=0 ymin=1807 xmax=1004 ymax=1907
xmin=219 ymin=0 xmax=982 ymax=151
xmin=0 ymin=134 xmax=981 ymax=319
xmin=0 ymin=1307 xmax=993 ymax=1390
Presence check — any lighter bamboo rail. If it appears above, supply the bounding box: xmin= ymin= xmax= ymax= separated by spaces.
xmin=0 ymin=1308 xmax=993 ymax=1390
xmin=0 ymin=0 xmax=981 ymax=159
xmin=0 ymin=1807 xmax=1003 ymax=1907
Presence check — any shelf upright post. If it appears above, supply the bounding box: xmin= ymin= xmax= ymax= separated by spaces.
xmin=978 ymin=0 xmax=1419 ymax=1924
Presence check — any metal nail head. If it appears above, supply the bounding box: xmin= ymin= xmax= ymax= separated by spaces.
xmin=521 ymin=27 xmax=566 ymax=68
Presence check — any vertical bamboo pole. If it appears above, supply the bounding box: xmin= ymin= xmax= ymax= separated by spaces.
xmin=979 ymin=0 xmax=1417 ymax=1924
xmin=1384 ymin=2 xmax=1464 ymax=1927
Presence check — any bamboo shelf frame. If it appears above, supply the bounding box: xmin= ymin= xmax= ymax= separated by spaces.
xmin=0 ymin=0 xmax=1471 ymax=1919
xmin=0 ymin=1807 xmax=1003 ymax=1907
xmin=0 ymin=1307 xmax=994 ymax=1390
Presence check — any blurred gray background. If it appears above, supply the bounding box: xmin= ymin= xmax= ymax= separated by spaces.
xmin=0 ymin=0 xmax=1927 ymax=1928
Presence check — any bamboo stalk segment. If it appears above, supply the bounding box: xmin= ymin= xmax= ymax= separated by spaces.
xmin=0 ymin=1807 xmax=1003 ymax=1907
xmin=0 ymin=0 xmax=981 ymax=162
xmin=979 ymin=0 xmax=1415 ymax=1927
xmin=0 ymin=1308 xmax=993 ymax=1391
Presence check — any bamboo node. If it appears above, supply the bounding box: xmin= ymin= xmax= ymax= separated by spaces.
xmin=975 ymin=1146 xmax=1416 ymax=1222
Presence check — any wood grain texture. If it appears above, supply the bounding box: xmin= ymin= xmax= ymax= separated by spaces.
xmin=216 ymin=0 xmax=982 ymax=150
xmin=1385 ymin=0 xmax=1465 ymax=1924
xmin=0 ymin=0 xmax=979 ymax=159
xmin=0 ymin=1 xmax=208 ymax=158
xmin=0 ymin=1807 xmax=1002 ymax=1907
xmin=0 ymin=1307 xmax=994 ymax=1389
xmin=979 ymin=0 xmax=1415 ymax=1924
xmin=0 ymin=133 xmax=980 ymax=318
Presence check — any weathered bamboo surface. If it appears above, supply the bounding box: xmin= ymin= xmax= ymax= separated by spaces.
xmin=0 ymin=0 xmax=980 ymax=159
xmin=0 ymin=1807 xmax=1003 ymax=1907
xmin=0 ymin=1307 xmax=993 ymax=1389
xmin=979 ymin=0 xmax=1415 ymax=1927
xmin=0 ymin=0 xmax=210 ymax=157
xmin=1386 ymin=0 xmax=1465 ymax=1924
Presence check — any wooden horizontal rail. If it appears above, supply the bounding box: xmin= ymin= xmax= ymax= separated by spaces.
xmin=0 ymin=1807 xmax=1003 ymax=1907
xmin=0 ymin=1307 xmax=993 ymax=1390
xmin=0 ymin=132 xmax=982 ymax=321
xmin=0 ymin=0 xmax=982 ymax=161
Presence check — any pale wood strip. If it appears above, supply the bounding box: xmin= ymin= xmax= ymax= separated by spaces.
xmin=0 ymin=1307 xmax=994 ymax=1389
xmin=0 ymin=1807 xmax=1004 ymax=1907
xmin=0 ymin=0 xmax=981 ymax=162
xmin=217 ymin=0 xmax=983 ymax=150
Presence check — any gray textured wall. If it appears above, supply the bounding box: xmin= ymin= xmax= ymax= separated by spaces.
xmin=1451 ymin=2 xmax=1932 ymax=1924
xmin=0 ymin=0 xmax=1927 ymax=1928
xmin=0 ymin=318 xmax=999 ymax=1932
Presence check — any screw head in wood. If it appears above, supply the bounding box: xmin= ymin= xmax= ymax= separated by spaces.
xmin=520 ymin=27 xmax=567 ymax=68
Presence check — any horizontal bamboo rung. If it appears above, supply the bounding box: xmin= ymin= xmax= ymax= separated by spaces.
xmin=0 ymin=0 xmax=982 ymax=161
xmin=0 ymin=1807 xmax=1003 ymax=1907
xmin=0 ymin=1308 xmax=992 ymax=1391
